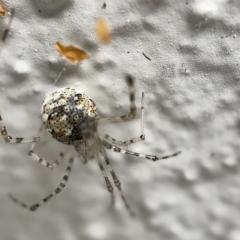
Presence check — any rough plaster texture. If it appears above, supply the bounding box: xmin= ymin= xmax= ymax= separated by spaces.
xmin=0 ymin=0 xmax=240 ymax=240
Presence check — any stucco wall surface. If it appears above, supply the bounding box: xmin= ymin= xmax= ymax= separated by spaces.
xmin=0 ymin=1 xmax=239 ymax=240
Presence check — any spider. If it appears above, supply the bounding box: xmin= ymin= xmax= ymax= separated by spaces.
xmin=0 ymin=10 xmax=181 ymax=216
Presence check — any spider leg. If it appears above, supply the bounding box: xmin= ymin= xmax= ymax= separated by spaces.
xmin=101 ymin=148 xmax=135 ymax=216
xmin=98 ymin=92 xmax=145 ymax=146
xmin=81 ymin=119 xmax=133 ymax=214
xmin=74 ymin=118 xmax=116 ymax=206
xmin=99 ymin=74 xmax=137 ymax=124
xmin=28 ymin=145 xmax=68 ymax=170
xmin=1 ymin=10 xmax=45 ymax=145
xmin=0 ymin=114 xmax=51 ymax=144
xmin=96 ymin=154 xmax=115 ymax=207
xmin=103 ymin=141 xmax=181 ymax=161
xmin=9 ymin=154 xmax=74 ymax=211
xmin=99 ymin=131 xmax=145 ymax=146
xmin=26 ymin=125 xmax=66 ymax=169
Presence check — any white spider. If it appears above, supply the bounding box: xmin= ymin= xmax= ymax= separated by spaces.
xmin=0 ymin=9 xmax=181 ymax=215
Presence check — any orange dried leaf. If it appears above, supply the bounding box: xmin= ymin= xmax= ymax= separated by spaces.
xmin=95 ymin=18 xmax=111 ymax=44
xmin=0 ymin=5 xmax=6 ymax=15
xmin=55 ymin=41 xmax=89 ymax=63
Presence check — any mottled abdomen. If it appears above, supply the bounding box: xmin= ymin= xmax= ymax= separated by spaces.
xmin=41 ymin=87 xmax=99 ymax=145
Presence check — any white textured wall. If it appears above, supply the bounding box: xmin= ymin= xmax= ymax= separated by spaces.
xmin=0 ymin=1 xmax=240 ymax=240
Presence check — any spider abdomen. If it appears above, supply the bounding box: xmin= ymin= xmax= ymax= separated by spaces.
xmin=41 ymin=87 xmax=99 ymax=145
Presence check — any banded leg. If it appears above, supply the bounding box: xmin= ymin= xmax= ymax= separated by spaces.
xmin=9 ymin=155 xmax=74 ymax=211
xmin=103 ymin=141 xmax=181 ymax=161
xmin=0 ymin=114 xmax=51 ymax=144
xmin=75 ymin=118 xmax=116 ymax=206
xmin=83 ymin=119 xmax=134 ymax=215
xmin=96 ymin=154 xmax=115 ymax=207
xmin=101 ymin=148 xmax=135 ymax=216
xmin=99 ymin=74 xmax=136 ymax=124
xmin=0 ymin=10 xmax=45 ymax=145
xmin=100 ymin=131 xmax=145 ymax=146
xmin=99 ymin=92 xmax=145 ymax=146
xmin=28 ymin=145 xmax=68 ymax=170
xmin=27 ymin=125 xmax=67 ymax=170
